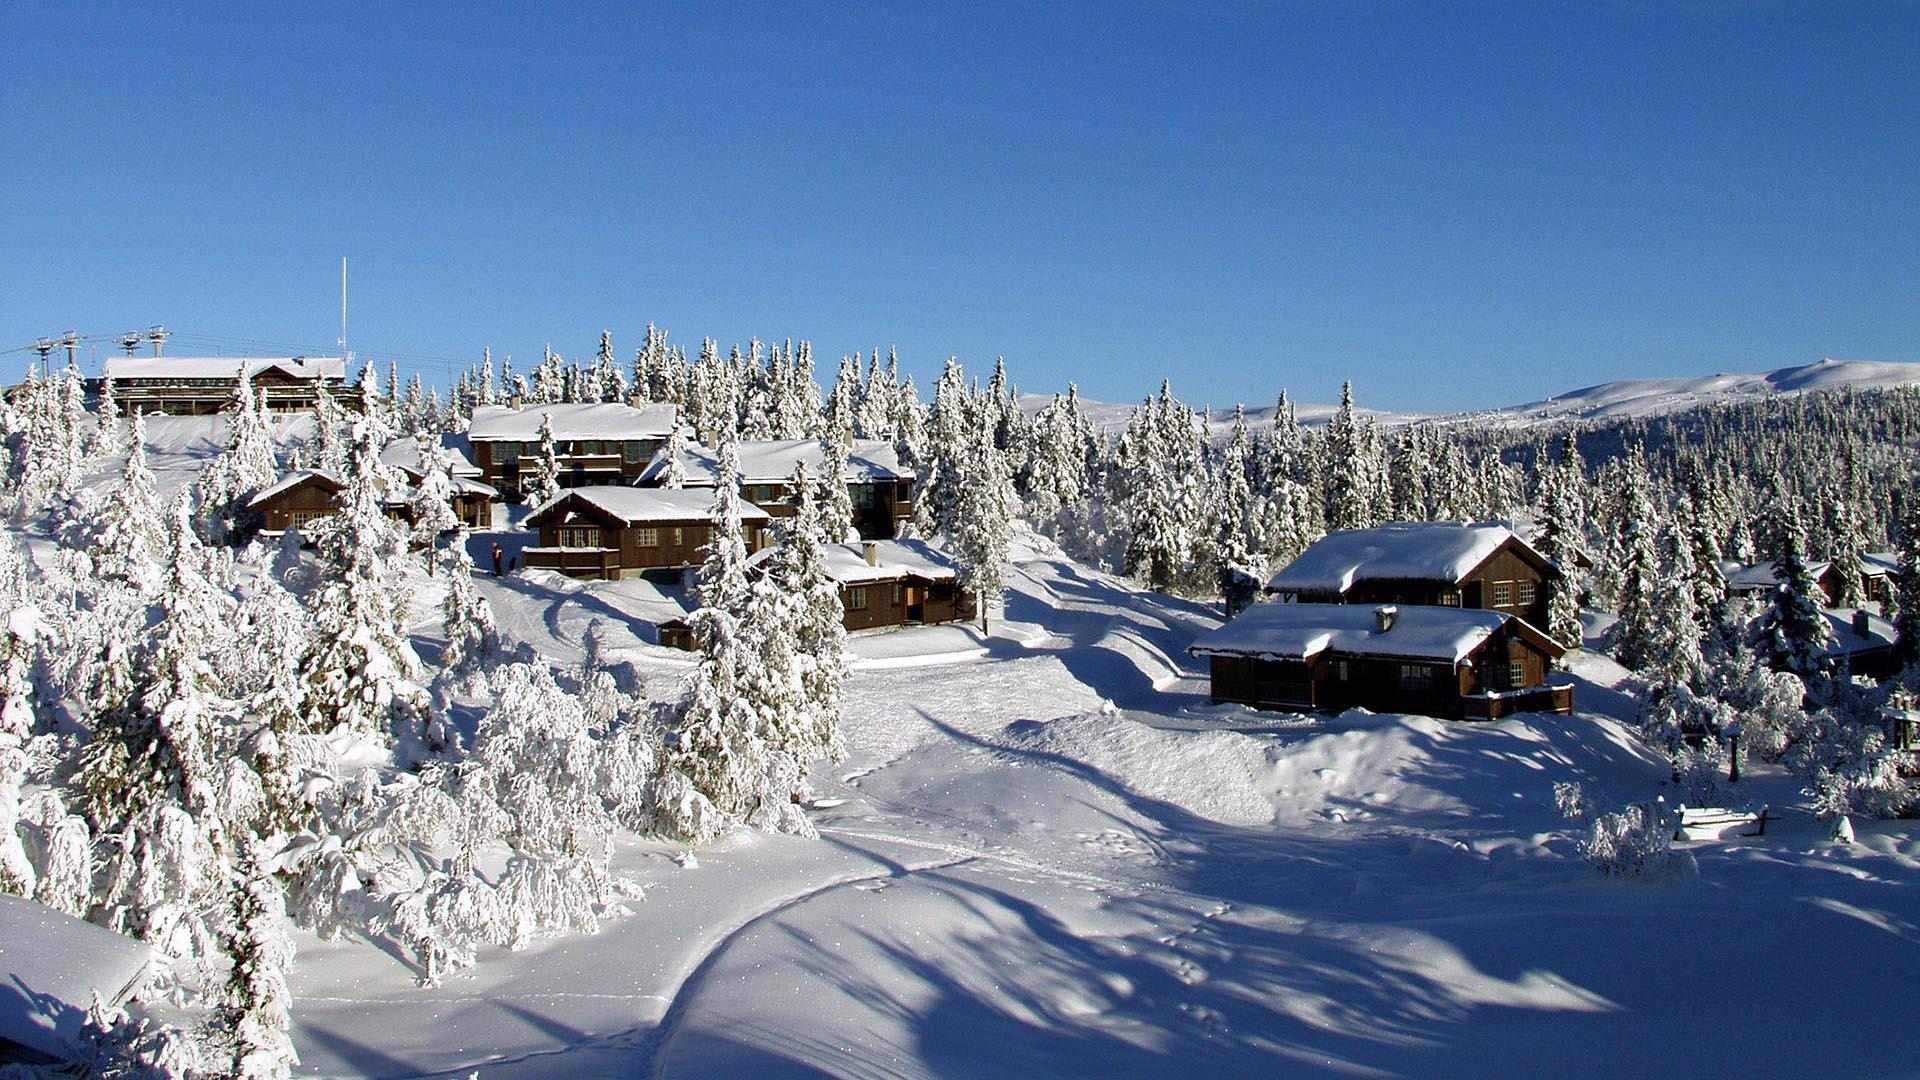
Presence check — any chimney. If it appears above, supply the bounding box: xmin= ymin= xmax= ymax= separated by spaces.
xmin=1854 ymin=609 xmax=1871 ymax=638
xmin=1374 ymin=605 xmax=1397 ymax=632
xmin=863 ymin=541 xmax=879 ymax=567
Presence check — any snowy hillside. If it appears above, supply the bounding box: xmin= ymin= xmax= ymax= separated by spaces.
xmin=1025 ymin=356 xmax=1920 ymax=434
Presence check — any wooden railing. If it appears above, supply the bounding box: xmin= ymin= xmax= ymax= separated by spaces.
xmin=1463 ymin=683 xmax=1575 ymax=720
xmin=523 ymin=546 xmax=620 ymax=579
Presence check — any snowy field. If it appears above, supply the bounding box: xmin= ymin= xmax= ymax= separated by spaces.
xmin=283 ymin=533 xmax=1920 ymax=1079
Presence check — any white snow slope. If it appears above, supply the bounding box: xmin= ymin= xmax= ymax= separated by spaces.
xmin=284 ymin=528 xmax=1920 ymax=1079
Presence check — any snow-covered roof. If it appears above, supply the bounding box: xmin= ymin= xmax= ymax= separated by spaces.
xmin=102 ymin=356 xmax=347 ymax=382
xmin=468 ymin=403 xmax=679 ymax=442
xmin=1266 ymin=523 xmax=1538 ymax=595
xmin=0 ymin=894 xmax=151 ymax=1062
xmin=381 ymin=436 xmax=481 ymax=478
xmin=528 ymin=486 xmax=771 ymax=525
xmin=246 ymin=469 xmax=340 ymax=507
xmin=750 ymin=538 xmax=961 ymax=584
xmin=1189 ymin=602 xmax=1528 ymax=664
xmin=641 ymin=439 xmax=908 ymax=485
xmin=1824 ymin=607 xmax=1895 ymax=656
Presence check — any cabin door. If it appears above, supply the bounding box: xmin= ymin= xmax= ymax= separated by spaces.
xmin=1462 ymin=581 xmax=1483 ymax=608
xmin=904 ymin=584 xmax=925 ymax=622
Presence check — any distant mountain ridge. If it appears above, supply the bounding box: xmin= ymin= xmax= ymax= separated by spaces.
xmin=1019 ymin=358 xmax=1920 ymax=434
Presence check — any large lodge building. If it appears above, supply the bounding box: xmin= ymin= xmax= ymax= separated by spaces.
xmin=464 ymin=403 xmax=681 ymax=499
xmin=100 ymin=355 xmax=349 ymax=415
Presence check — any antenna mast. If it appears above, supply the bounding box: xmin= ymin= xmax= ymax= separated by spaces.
xmin=339 ymin=256 xmax=350 ymax=360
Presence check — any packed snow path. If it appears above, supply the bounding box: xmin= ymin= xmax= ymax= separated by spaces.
xmin=291 ymin=543 xmax=1920 ymax=1079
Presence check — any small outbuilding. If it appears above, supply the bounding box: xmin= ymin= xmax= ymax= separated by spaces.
xmin=1189 ymin=602 xmax=1572 ymax=720
xmin=520 ymin=487 xmax=772 ymax=579
xmin=753 ymin=538 xmax=974 ymax=631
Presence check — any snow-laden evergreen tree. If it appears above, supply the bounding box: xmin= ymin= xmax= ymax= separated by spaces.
xmin=1755 ymin=505 xmax=1834 ymax=679
xmin=1601 ymin=447 xmax=1663 ymax=672
xmin=195 ymin=377 xmax=280 ymax=544
xmin=1645 ymin=521 xmax=1706 ymax=689
xmin=406 ymin=438 xmax=463 ymax=553
xmin=1824 ymin=493 xmax=1869 ymax=609
xmin=1022 ymin=388 xmax=1093 ymax=529
xmin=437 ymin=534 xmax=498 ymax=698
xmin=0 ymin=538 xmax=37 ymax=897
xmin=658 ymin=425 xmax=690 ymax=489
xmin=1533 ymin=439 xmax=1587 ymax=648
xmin=824 ymin=355 xmax=861 ymax=447
xmin=224 ymin=843 xmax=298 ymax=1080
xmin=1118 ymin=384 xmax=1207 ymax=592
xmin=523 ymin=414 xmax=563 ymax=508
xmin=92 ymin=411 xmax=168 ymax=594
xmin=299 ymin=419 xmax=427 ymax=746
xmin=952 ymin=422 xmax=1018 ymax=631
xmin=1891 ymin=498 xmax=1920 ymax=672
xmin=777 ymin=466 xmax=848 ymax=765
xmin=915 ymin=359 xmax=970 ymax=536
xmin=1323 ymin=381 xmax=1375 ymax=532
xmin=477 ymin=346 xmax=497 ymax=406
xmin=815 ymin=436 xmax=856 ymax=544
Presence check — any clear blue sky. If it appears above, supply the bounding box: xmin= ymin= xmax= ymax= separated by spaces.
xmin=5 ymin=2 xmax=1916 ymax=412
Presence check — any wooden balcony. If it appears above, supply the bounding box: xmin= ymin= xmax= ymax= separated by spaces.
xmin=523 ymin=546 xmax=620 ymax=579
xmin=1462 ymin=682 xmax=1575 ymax=720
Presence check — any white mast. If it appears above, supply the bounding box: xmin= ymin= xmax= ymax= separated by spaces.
xmin=339 ymin=256 xmax=350 ymax=360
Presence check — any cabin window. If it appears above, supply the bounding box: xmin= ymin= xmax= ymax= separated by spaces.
xmin=1491 ymin=581 xmax=1512 ymax=607
xmin=1398 ymin=664 xmax=1432 ymax=691
xmin=290 ymin=511 xmax=323 ymax=530
xmin=496 ymin=442 xmax=520 ymax=464
xmin=634 ymin=527 xmax=660 ymax=547
xmin=1503 ymin=661 xmax=1527 ymax=689
xmin=560 ymin=526 xmax=602 ymax=548
xmin=851 ymin=485 xmax=875 ymax=508
xmin=671 ymin=527 xmax=684 ymax=545
xmin=847 ymin=586 xmax=869 ymax=610
xmin=1517 ymin=581 xmax=1536 ymax=605
xmin=1439 ymin=591 xmax=1460 ymax=607
xmin=624 ymin=440 xmax=646 ymax=462
xmin=1335 ymin=660 xmax=1350 ymax=681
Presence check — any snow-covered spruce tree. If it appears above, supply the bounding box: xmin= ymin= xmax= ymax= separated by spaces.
xmin=952 ymin=422 xmax=1018 ymax=632
xmin=0 ymin=538 xmax=38 ymax=897
xmin=437 ymin=535 xmax=498 ymax=698
xmin=660 ymin=438 xmax=779 ymax=840
xmin=1824 ymin=494 xmax=1870 ymax=609
xmin=1118 ymin=387 xmax=1191 ymax=591
xmin=825 ymin=355 xmax=860 ymax=448
xmin=915 ymin=358 xmax=970 ymax=537
xmin=657 ymin=425 xmax=691 ymax=489
xmin=93 ymin=410 xmax=168 ymax=595
xmin=523 ymin=413 xmax=563 ymax=508
xmin=195 ymin=376 xmax=280 ymax=544
xmin=815 ymin=435 xmax=856 ymax=544
xmin=1644 ymin=520 xmax=1706 ymax=690
xmin=406 ymin=438 xmax=463 ymax=555
xmin=1022 ymin=388 xmax=1092 ymax=530
xmin=1533 ymin=444 xmax=1587 ymax=648
xmin=1600 ymin=447 xmax=1664 ymax=672
xmin=1891 ymin=498 xmax=1920 ymax=672
xmin=224 ymin=843 xmax=297 ymax=1080
xmin=299 ymin=419 xmax=429 ymax=748
xmin=1322 ymin=381 xmax=1376 ymax=532
xmin=779 ymin=466 xmax=848 ymax=765
xmin=1754 ymin=505 xmax=1834 ymax=680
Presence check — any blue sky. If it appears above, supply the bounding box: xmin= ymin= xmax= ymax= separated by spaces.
xmin=4 ymin=2 xmax=1916 ymax=412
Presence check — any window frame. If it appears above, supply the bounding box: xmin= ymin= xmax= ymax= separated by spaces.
xmin=634 ymin=527 xmax=660 ymax=547
xmin=847 ymin=586 xmax=869 ymax=610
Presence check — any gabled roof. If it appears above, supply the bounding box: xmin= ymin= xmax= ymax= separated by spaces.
xmin=246 ymin=469 xmax=343 ymax=508
xmin=1266 ymin=522 xmax=1546 ymax=595
xmin=1728 ymin=556 xmax=1891 ymax=593
xmin=523 ymin=486 xmax=772 ymax=528
xmin=639 ymin=439 xmax=908 ymax=486
xmin=1189 ymin=602 xmax=1563 ymax=664
xmin=468 ymin=403 xmax=679 ymax=442
xmin=102 ymin=356 xmax=347 ymax=382
xmin=749 ymin=538 xmax=961 ymax=584
xmin=1825 ymin=607 xmax=1895 ymax=656
xmin=0 ymin=895 xmax=152 ymax=1062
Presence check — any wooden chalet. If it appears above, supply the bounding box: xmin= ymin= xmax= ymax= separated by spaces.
xmin=246 ymin=448 xmax=501 ymax=539
xmin=1266 ymin=522 xmax=1560 ymax=639
xmin=465 ymin=403 xmax=680 ymax=500
xmin=640 ymin=438 xmax=914 ymax=541
xmin=520 ymin=487 xmax=771 ymax=579
xmin=101 ymin=355 xmax=348 ymax=415
xmin=380 ymin=437 xmax=500 ymax=530
xmin=751 ymin=538 xmax=974 ymax=632
xmin=1189 ymin=602 xmax=1573 ymax=720
xmin=1725 ymin=555 xmax=1896 ymax=609
xmin=0 ymin=894 xmax=151 ymax=1065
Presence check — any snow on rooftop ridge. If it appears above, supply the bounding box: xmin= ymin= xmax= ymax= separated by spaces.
xmin=748 ymin=537 xmax=961 ymax=583
xmin=1266 ymin=522 xmax=1524 ymax=594
xmin=1190 ymin=601 xmax=1512 ymax=663
xmin=646 ymin=438 xmax=908 ymax=484
xmin=380 ymin=436 xmax=480 ymax=477
xmin=0 ymin=894 xmax=152 ymax=1061
xmin=531 ymin=485 xmax=771 ymax=524
xmin=468 ymin=402 xmax=680 ymax=441
xmin=103 ymin=355 xmax=347 ymax=381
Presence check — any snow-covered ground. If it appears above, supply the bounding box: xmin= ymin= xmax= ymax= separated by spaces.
xmin=280 ymin=532 xmax=1920 ymax=1079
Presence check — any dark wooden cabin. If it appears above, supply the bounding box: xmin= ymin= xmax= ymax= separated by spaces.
xmin=520 ymin=487 xmax=771 ymax=579
xmin=743 ymin=538 xmax=973 ymax=632
xmin=1266 ymin=522 xmax=1560 ymax=638
xmin=101 ymin=355 xmax=348 ymax=415
xmin=466 ymin=403 xmax=680 ymax=500
xmin=641 ymin=439 xmax=914 ymax=541
xmin=1190 ymin=602 xmax=1572 ymax=721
